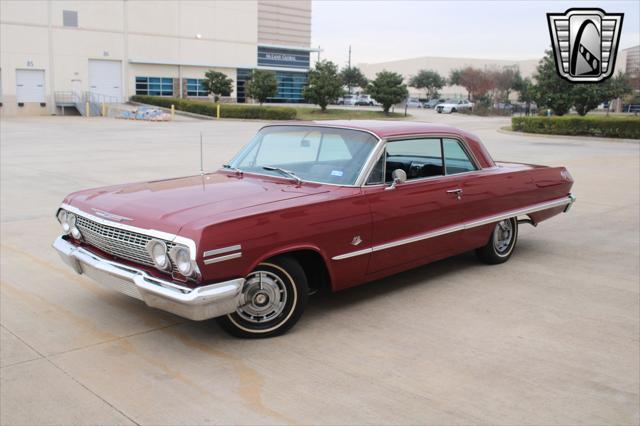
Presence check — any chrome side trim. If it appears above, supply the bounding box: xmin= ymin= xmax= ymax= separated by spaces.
xmin=59 ymin=203 xmax=198 ymax=261
xmin=204 ymin=252 xmax=243 ymax=265
xmin=203 ymin=244 xmax=242 ymax=258
xmin=331 ymin=194 xmax=575 ymax=261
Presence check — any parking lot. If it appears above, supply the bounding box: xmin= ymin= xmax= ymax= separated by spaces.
xmin=1 ymin=111 xmax=639 ymax=425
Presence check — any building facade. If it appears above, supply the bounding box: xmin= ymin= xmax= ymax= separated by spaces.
xmin=0 ymin=0 xmax=313 ymax=116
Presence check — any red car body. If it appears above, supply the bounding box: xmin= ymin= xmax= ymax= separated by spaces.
xmin=54 ymin=121 xmax=574 ymax=332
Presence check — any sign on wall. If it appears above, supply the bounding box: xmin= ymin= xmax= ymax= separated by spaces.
xmin=258 ymin=47 xmax=310 ymax=69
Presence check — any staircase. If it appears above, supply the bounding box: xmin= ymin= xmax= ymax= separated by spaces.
xmin=54 ymin=91 xmax=121 ymax=117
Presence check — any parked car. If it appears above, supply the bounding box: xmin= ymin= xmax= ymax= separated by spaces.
xmin=405 ymin=97 xmax=423 ymax=108
xmin=355 ymin=95 xmax=377 ymax=106
xmin=424 ymin=98 xmax=445 ymax=109
xmin=337 ymin=95 xmax=358 ymax=106
xmin=436 ymin=99 xmax=474 ymax=113
xmin=53 ymin=121 xmax=575 ymax=338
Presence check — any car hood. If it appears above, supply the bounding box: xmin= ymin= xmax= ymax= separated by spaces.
xmin=64 ymin=172 xmax=330 ymax=235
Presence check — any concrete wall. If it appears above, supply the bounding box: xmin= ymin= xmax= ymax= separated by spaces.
xmin=258 ymin=0 xmax=311 ymax=48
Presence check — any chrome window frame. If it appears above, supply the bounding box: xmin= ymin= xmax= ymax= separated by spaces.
xmin=225 ymin=124 xmax=384 ymax=188
xmin=362 ymin=133 xmax=486 ymax=187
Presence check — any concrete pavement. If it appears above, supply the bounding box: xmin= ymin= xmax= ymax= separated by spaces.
xmin=1 ymin=111 xmax=638 ymax=425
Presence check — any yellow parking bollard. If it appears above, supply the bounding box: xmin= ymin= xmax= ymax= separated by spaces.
xmin=86 ymin=102 xmax=90 ymax=117
xmin=171 ymin=104 xmax=175 ymax=120
xmin=102 ymin=103 xmax=106 ymax=117
xmin=216 ymin=104 xmax=220 ymax=119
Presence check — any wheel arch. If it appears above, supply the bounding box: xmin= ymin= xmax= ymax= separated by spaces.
xmin=249 ymin=245 xmax=333 ymax=294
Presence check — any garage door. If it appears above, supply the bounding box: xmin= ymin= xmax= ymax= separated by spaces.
xmin=88 ymin=60 xmax=121 ymax=102
xmin=16 ymin=69 xmax=45 ymax=103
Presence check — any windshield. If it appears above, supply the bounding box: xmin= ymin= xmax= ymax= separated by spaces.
xmin=228 ymin=126 xmax=379 ymax=185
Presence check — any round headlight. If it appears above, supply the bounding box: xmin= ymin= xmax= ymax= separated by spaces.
xmin=57 ymin=210 xmax=70 ymax=234
xmin=146 ymin=240 xmax=170 ymax=270
xmin=170 ymin=246 xmax=194 ymax=276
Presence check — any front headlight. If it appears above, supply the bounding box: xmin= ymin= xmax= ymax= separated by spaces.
xmin=67 ymin=213 xmax=83 ymax=240
xmin=57 ymin=210 xmax=71 ymax=234
xmin=146 ymin=239 xmax=171 ymax=271
xmin=169 ymin=245 xmax=195 ymax=277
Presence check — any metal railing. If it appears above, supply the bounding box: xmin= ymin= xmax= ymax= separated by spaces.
xmin=54 ymin=91 xmax=121 ymax=116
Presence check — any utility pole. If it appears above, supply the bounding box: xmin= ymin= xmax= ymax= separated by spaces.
xmin=348 ymin=45 xmax=352 ymax=94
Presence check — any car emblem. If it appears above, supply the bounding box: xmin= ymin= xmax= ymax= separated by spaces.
xmin=91 ymin=208 xmax=133 ymax=222
xmin=351 ymin=235 xmax=363 ymax=246
xmin=547 ymin=8 xmax=623 ymax=83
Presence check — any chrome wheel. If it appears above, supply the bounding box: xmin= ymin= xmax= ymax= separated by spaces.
xmin=493 ymin=219 xmax=514 ymax=254
xmin=236 ymin=270 xmax=288 ymax=324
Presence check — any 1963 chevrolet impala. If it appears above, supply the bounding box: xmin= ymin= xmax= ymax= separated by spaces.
xmin=53 ymin=121 xmax=575 ymax=338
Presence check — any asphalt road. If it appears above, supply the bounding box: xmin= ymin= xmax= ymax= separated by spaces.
xmin=1 ymin=110 xmax=638 ymax=425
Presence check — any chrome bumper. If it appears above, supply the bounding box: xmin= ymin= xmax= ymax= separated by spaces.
xmin=52 ymin=236 xmax=244 ymax=321
xmin=563 ymin=193 xmax=576 ymax=212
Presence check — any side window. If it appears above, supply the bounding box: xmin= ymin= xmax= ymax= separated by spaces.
xmin=366 ymin=153 xmax=385 ymax=185
xmin=443 ymin=138 xmax=477 ymax=175
xmin=384 ymin=138 xmax=443 ymax=182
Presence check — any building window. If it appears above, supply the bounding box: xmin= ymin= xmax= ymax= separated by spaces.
xmin=236 ymin=69 xmax=252 ymax=103
xmin=135 ymin=77 xmax=173 ymax=96
xmin=186 ymin=79 xmax=208 ymax=97
xmin=63 ymin=10 xmax=78 ymax=27
xmin=270 ymin=71 xmax=307 ymax=103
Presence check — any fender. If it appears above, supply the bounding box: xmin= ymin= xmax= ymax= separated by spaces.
xmin=246 ymin=243 xmax=336 ymax=289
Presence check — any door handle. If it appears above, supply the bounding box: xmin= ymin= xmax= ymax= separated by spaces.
xmin=446 ymin=188 xmax=463 ymax=200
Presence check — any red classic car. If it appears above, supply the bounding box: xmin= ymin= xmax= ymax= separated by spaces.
xmin=54 ymin=121 xmax=575 ymax=338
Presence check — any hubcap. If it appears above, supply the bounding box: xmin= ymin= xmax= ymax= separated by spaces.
xmin=493 ymin=219 xmax=514 ymax=254
xmin=236 ymin=270 xmax=287 ymax=323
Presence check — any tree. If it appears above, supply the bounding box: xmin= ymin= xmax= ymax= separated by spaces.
xmin=303 ymin=60 xmax=343 ymax=111
xmin=245 ymin=70 xmax=278 ymax=105
xmin=409 ymin=69 xmax=445 ymax=99
xmin=514 ymin=74 xmax=534 ymax=115
xmin=367 ymin=70 xmax=408 ymax=114
xmin=339 ymin=66 xmax=368 ymax=94
xmin=204 ymin=70 xmax=233 ymax=102
xmin=531 ymin=50 xmax=574 ymax=115
xmin=493 ymin=67 xmax=521 ymax=103
xmin=572 ymin=72 xmax=632 ymax=115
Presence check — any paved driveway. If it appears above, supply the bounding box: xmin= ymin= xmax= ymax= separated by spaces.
xmin=1 ymin=112 xmax=638 ymax=425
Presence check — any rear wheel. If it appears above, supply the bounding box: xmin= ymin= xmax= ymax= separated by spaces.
xmin=476 ymin=217 xmax=518 ymax=264
xmin=217 ymin=257 xmax=308 ymax=338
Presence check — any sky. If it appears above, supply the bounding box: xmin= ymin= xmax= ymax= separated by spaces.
xmin=311 ymin=1 xmax=640 ymax=66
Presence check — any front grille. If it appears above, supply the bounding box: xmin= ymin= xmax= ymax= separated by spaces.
xmin=75 ymin=215 xmax=176 ymax=270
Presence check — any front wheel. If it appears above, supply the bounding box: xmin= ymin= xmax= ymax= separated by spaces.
xmin=216 ymin=257 xmax=308 ymax=338
xmin=476 ymin=217 xmax=518 ymax=264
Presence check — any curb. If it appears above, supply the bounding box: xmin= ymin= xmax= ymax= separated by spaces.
xmin=497 ymin=126 xmax=640 ymax=144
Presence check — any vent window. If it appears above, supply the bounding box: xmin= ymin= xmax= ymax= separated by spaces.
xmin=63 ymin=10 xmax=78 ymax=27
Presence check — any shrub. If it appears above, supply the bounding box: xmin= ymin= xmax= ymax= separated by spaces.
xmin=130 ymin=95 xmax=297 ymax=120
xmin=511 ymin=116 xmax=640 ymax=139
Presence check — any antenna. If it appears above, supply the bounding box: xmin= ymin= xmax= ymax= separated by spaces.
xmin=199 ymin=132 xmax=204 ymax=175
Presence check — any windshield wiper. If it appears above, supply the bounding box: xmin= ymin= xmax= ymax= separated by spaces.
xmin=263 ymin=166 xmax=302 ymax=185
xmin=222 ymin=164 xmax=243 ymax=176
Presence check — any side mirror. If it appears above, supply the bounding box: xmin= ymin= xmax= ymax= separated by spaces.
xmin=386 ymin=169 xmax=407 ymax=191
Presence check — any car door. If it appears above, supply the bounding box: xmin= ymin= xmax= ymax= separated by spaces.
xmin=362 ymin=137 xmax=465 ymax=274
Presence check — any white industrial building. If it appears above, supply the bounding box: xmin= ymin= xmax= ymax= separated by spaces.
xmin=0 ymin=0 xmax=314 ymax=116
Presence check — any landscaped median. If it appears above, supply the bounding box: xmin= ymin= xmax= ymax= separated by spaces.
xmin=130 ymin=95 xmax=409 ymax=121
xmin=131 ymin=95 xmax=298 ymax=120
xmin=511 ymin=115 xmax=640 ymax=139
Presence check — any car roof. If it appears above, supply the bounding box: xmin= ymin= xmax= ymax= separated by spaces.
xmin=299 ymin=120 xmax=468 ymax=139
